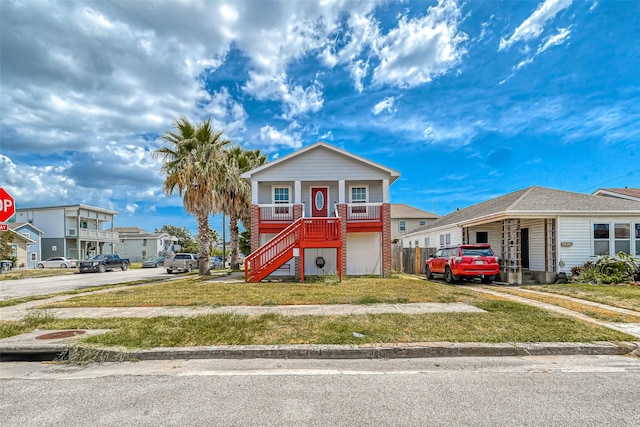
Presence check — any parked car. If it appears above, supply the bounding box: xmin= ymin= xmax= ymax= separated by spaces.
xmin=142 ymin=256 xmax=166 ymax=268
xmin=165 ymin=253 xmax=199 ymax=274
xmin=36 ymin=257 xmax=78 ymax=269
xmin=210 ymin=256 xmax=224 ymax=269
xmin=425 ymin=244 xmax=500 ymax=284
xmin=78 ymin=254 xmax=130 ymax=273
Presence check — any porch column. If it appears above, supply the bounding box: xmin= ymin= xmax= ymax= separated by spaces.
xmin=382 ymin=203 xmax=392 ymax=277
xmin=501 ymin=219 xmax=522 ymax=284
xmin=338 ymin=180 xmax=345 ymax=204
xmin=293 ymin=204 xmax=303 ymax=281
xmin=382 ymin=179 xmax=390 ymax=203
xmin=250 ymin=205 xmax=260 ymax=252
xmin=251 ymin=181 xmax=259 ymax=204
xmin=338 ymin=204 xmax=348 ymax=276
xmin=294 ymin=181 xmax=302 ymax=204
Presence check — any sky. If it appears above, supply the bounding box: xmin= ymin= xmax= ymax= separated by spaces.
xmin=1 ymin=0 xmax=639 ymax=236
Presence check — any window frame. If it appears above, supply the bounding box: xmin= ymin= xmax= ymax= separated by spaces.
xmin=271 ymin=185 xmax=292 ymax=216
xmin=399 ymin=220 xmax=406 ymax=232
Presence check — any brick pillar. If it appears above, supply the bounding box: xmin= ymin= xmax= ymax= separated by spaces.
xmin=382 ymin=203 xmax=392 ymax=277
xmin=250 ymin=205 xmax=260 ymax=253
xmin=293 ymin=204 xmax=303 ymax=281
xmin=337 ymin=204 xmax=348 ymax=276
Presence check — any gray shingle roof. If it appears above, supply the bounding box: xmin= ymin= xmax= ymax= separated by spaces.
xmin=391 ymin=204 xmax=438 ymax=219
xmin=411 ymin=186 xmax=640 ymax=233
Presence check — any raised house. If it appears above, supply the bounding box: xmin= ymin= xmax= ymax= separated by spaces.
xmin=241 ymin=142 xmax=400 ymax=282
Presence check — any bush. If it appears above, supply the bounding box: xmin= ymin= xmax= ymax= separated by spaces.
xmin=571 ymin=252 xmax=639 ymax=284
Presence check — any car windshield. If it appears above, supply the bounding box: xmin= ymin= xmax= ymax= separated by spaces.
xmin=89 ymin=254 xmax=107 ymax=260
xmin=461 ymin=248 xmax=494 ymax=256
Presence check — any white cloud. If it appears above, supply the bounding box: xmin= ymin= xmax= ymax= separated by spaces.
xmin=499 ymin=0 xmax=573 ymax=50
xmin=371 ymin=97 xmax=396 ymax=115
xmin=538 ymin=27 xmax=571 ymax=53
xmin=258 ymin=125 xmax=303 ymax=150
xmin=372 ymin=0 xmax=467 ymax=87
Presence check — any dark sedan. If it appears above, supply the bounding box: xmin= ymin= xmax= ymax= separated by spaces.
xmin=142 ymin=256 xmax=165 ymax=268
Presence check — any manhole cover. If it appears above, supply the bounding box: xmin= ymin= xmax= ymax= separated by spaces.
xmin=35 ymin=330 xmax=87 ymax=340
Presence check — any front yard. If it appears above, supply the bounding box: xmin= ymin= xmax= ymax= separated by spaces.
xmin=0 ymin=275 xmax=635 ymax=348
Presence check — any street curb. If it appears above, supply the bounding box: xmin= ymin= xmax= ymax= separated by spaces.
xmin=73 ymin=341 xmax=639 ymax=362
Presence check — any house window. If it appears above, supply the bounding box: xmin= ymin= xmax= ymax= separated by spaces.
xmin=476 ymin=232 xmax=488 ymax=244
xmin=439 ymin=233 xmax=450 ymax=247
xmin=614 ymin=223 xmax=630 ymax=254
xmin=80 ymin=221 xmax=88 ymax=229
xmin=399 ymin=220 xmax=406 ymax=232
xmin=11 ymin=244 xmax=18 ymax=258
xmin=593 ymin=223 xmax=610 ymax=255
xmin=142 ymin=250 xmax=147 ymax=259
xmin=349 ymin=186 xmax=368 ymax=214
xmin=424 ymin=237 xmax=430 ymax=247
xmin=143 ymin=239 xmax=147 ymax=247
xmin=419 ymin=220 xmax=426 ymax=227
xmin=272 ymin=186 xmax=291 ymax=215
xmin=415 ymin=240 xmax=419 ymax=247
xmin=439 ymin=234 xmax=445 ymax=247
xmin=636 ymin=224 xmax=640 ymax=255
xmin=31 ymin=253 xmax=36 ymax=261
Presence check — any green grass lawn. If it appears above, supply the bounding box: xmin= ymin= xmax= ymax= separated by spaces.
xmin=522 ymin=283 xmax=640 ymax=312
xmin=1 ymin=275 xmax=635 ymax=348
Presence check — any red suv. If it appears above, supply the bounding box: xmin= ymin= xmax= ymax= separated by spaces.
xmin=425 ymin=244 xmax=500 ymax=284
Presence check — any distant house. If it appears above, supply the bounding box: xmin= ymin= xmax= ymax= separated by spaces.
xmin=4 ymin=228 xmax=35 ymax=268
xmin=14 ymin=204 xmax=118 ymax=260
xmin=390 ymin=203 xmax=438 ymax=241
xmin=399 ymin=186 xmax=640 ymax=284
xmin=8 ymin=223 xmax=44 ymax=268
xmin=241 ymin=141 xmax=400 ymax=282
xmin=114 ymin=227 xmax=179 ymax=262
xmin=593 ymin=188 xmax=640 ymax=202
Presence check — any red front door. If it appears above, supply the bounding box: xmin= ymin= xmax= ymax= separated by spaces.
xmin=311 ymin=187 xmax=329 ymax=217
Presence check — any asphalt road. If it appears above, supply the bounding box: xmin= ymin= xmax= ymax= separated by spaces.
xmin=0 ymin=267 xmax=176 ymax=300
xmin=2 ymin=355 xmax=639 ymax=426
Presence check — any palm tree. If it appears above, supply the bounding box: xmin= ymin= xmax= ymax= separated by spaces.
xmin=154 ymin=117 xmax=231 ymax=275
xmin=220 ymin=146 xmax=267 ymax=270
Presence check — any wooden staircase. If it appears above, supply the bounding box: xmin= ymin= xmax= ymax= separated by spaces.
xmin=244 ymin=217 xmax=342 ymax=282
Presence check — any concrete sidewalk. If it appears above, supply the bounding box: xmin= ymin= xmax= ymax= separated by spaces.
xmin=1 ymin=273 xmax=639 ymax=361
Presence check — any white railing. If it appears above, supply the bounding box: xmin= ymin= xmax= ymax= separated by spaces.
xmin=259 ymin=204 xmax=295 ymax=221
xmin=347 ymin=203 xmax=382 ymax=221
xmin=69 ymin=229 xmax=120 ymax=240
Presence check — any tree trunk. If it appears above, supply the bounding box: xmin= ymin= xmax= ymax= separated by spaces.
xmin=229 ymin=216 xmax=240 ymax=270
xmin=196 ymin=213 xmax=211 ymax=275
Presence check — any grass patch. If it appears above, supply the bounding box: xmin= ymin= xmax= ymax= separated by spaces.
xmin=40 ymin=275 xmax=469 ymax=308
xmin=485 ymin=287 xmax=640 ymax=323
xmin=0 ymin=269 xmax=77 ymax=281
xmin=1 ymin=299 xmax=633 ymax=348
xmin=521 ymin=283 xmax=640 ymax=312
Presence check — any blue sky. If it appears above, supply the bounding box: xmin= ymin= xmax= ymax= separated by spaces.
xmin=1 ymin=0 xmax=638 ymax=236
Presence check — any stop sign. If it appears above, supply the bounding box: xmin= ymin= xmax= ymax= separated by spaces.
xmin=0 ymin=188 xmax=15 ymax=222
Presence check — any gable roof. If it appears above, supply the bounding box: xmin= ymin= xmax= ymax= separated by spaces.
xmin=593 ymin=188 xmax=640 ymax=202
xmin=405 ymin=186 xmax=640 ymax=235
xmin=240 ymin=141 xmax=400 ymax=183
xmin=391 ymin=204 xmax=438 ymax=219
xmin=5 ymin=229 xmax=35 ymax=244
xmin=9 ymin=222 xmax=45 ymax=235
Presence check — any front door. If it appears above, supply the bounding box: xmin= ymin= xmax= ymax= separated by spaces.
xmin=521 ymin=228 xmax=530 ymax=269
xmin=311 ymin=187 xmax=329 ymax=217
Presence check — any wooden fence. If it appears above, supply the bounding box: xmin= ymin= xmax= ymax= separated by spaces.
xmin=391 ymin=243 xmax=435 ymax=275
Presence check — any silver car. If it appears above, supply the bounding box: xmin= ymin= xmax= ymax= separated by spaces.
xmin=37 ymin=257 xmax=78 ymax=269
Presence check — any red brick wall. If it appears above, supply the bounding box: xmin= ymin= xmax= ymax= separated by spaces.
xmin=382 ymin=203 xmax=391 ymax=277
xmin=337 ymin=204 xmax=348 ymax=275
xmin=250 ymin=205 xmax=260 ymax=253
xmin=293 ymin=204 xmax=303 ymax=281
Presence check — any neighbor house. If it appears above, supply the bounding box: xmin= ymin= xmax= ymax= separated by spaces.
xmin=241 ymin=142 xmax=400 ymax=282
xmin=390 ymin=203 xmax=439 ymax=241
xmin=8 ymin=222 xmax=44 ymax=268
xmin=399 ymin=186 xmax=640 ymax=284
xmin=4 ymin=228 xmax=35 ymax=268
xmin=13 ymin=204 xmax=119 ymax=260
xmin=114 ymin=227 xmax=179 ymax=262
xmin=593 ymin=187 xmax=640 ymax=202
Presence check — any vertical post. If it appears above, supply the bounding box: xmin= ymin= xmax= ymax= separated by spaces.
xmin=222 ymin=214 xmax=226 ymax=264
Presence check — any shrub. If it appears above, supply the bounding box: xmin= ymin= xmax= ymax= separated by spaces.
xmin=571 ymin=252 xmax=639 ymax=284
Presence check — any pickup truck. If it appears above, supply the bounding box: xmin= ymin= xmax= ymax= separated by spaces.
xmin=78 ymin=254 xmax=130 ymax=273
xmin=165 ymin=253 xmax=199 ymax=274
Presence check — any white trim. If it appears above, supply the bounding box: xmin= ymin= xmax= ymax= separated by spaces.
xmin=349 ymin=184 xmax=369 ymax=204
xmin=271 ymin=185 xmax=292 ymax=204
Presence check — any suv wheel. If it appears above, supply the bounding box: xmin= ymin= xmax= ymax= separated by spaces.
xmin=445 ymin=267 xmax=457 ymax=284
xmin=98 ymin=264 xmax=107 ymax=273
xmin=187 ymin=264 xmax=193 ymax=272
xmin=121 ymin=263 xmax=129 ymax=271
xmin=425 ymin=265 xmax=433 ymax=280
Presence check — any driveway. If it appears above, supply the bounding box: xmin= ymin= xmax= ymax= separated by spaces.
xmin=0 ymin=268 xmax=176 ymax=300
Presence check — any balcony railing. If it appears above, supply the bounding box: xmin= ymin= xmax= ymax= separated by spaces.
xmin=67 ymin=229 xmax=119 ymax=240
xmin=259 ymin=204 xmax=295 ymax=222
xmin=346 ymin=203 xmax=381 ymax=222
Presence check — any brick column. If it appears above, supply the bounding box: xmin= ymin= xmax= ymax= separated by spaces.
xmin=382 ymin=203 xmax=391 ymax=277
xmin=250 ymin=205 xmax=260 ymax=253
xmin=337 ymin=204 xmax=348 ymax=276
xmin=293 ymin=204 xmax=303 ymax=281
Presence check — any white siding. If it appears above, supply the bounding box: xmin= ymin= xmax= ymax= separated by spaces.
xmin=521 ymin=219 xmax=545 ymax=271
xmin=347 ymin=232 xmax=381 ymax=275
xmin=253 ymin=147 xmax=391 ymax=182
xmin=304 ymin=248 xmax=337 ymax=275
xmin=558 ymin=215 xmax=640 ymax=273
